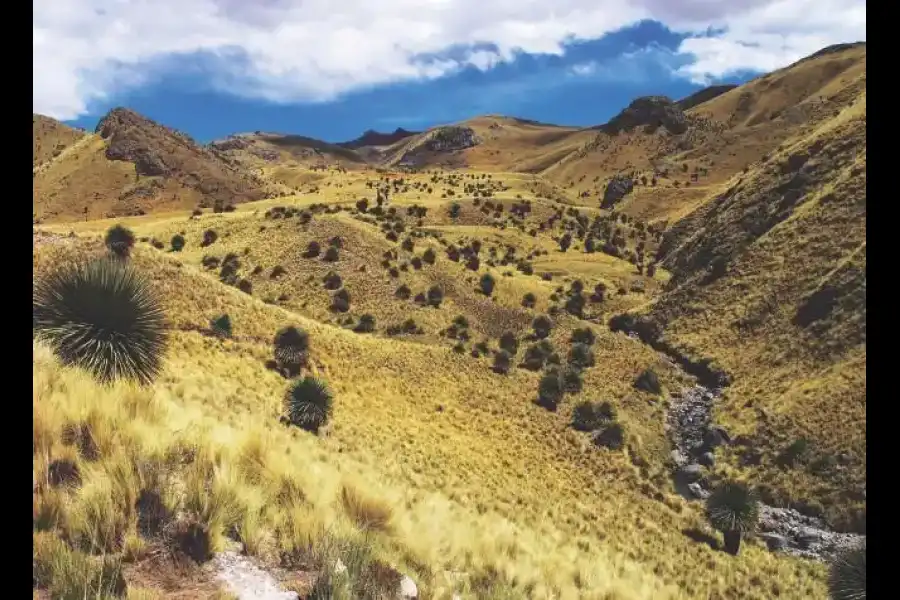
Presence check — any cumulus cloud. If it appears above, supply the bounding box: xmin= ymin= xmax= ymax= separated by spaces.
xmin=33 ymin=0 xmax=865 ymax=120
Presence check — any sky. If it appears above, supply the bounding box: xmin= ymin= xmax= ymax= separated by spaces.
xmin=33 ymin=1 xmax=866 ymax=144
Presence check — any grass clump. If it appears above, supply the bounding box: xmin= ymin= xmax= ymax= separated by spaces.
xmin=354 ymin=314 xmax=376 ymax=333
xmin=705 ymin=481 xmax=760 ymax=556
xmin=32 ymin=258 xmax=168 ymax=385
xmin=340 ymin=486 xmax=393 ymax=533
xmin=284 ymin=376 xmax=334 ymax=434
xmin=104 ymin=224 xmax=135 ymax=259
xmin=571 ymin=401 xmax=616 ymax=432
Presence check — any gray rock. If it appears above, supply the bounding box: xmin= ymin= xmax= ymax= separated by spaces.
xmin=687 ymin=482 xmax=709 ymax=499
xmin=399 ymin=574 xmax=418 ymax=599
xmin=678 ymin=464 xmax=704 ymax=482
xmin=702 ymin=425 xmax=731 ymax=449
xmin=760 ymin=533 xmax=789 ymax=551
xmin=601 ymin=175 xmax=634 ymax=209
xmin=670 ymin=450 xmax=687 ymax=466
xmin=698 ymin=452 xmax=716 ymax=467
xmin=797 ymin=527 xmax=824 ymax=549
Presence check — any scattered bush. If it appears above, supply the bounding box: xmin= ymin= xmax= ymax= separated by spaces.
xmin=571 ymin=401 xmax=615 ymax=431
xmin=331 ymin=289 xmax=351 ymax=313
xmin=422 ymin=248 xmax=436 ymax=265
xmin=479 ymin=273 xmax=496 ymax=296
xmin=498 ymin=332 xmax=519 ymax=355
xmin=210 ymin=314 xmax=232 ymax=338
xmin=237 ymin=278 xmax=253 ymax=294
xmin=705 ymin=481 xmax=760 ymax=555
xmin=537 ymin=372 xmax=564 ymax=411
xmin=492 ymin=350 xmax=512 ymax=374
xmin=329 ymin=236 xmax=344 ymax=249
xmin=323 ymin=271 xmax=343 ymax=290
xmin=564 ymin=293 xmax=585 ymax=317
xmin=592 ymin=422 xmax=626 ymax=451
xmin=522 ymin=293 xmax=537 ymax=309
xmin=427 ymin=286 xmax=444 ymax=308
xmin=304 ymin=241 xmax=321 ymax=258
xmin=571 ymin=327 xmax=596 ymax=346
xmin=201 ymin=229 xmax=218 ymax=247
xmin=354 ymin=314 xmax=376 ymax=333
xmin=273 ymin=326 xmax=309 ymax=375
xmin=32 ymin=258 xmax=167 ymax=384
xmin=532 ymin=315 xmax=553 ymax=339
xmin=395 ymin=285 xmax=411 ymax=300
xmin=323 ymin=247 xmax=340 ymax=262
xmin=355 ymin=198 xmax=369 ymax=213
xmin=284 ymin=376 xmax=333 ymax=434
xmin=568 ymin=343 xmax=595 ymax=369
xmin=201 ymin=255 xmax=220 ymax=269
xmin=634 ymin=368 xmax=662 ymax=394
xmin=270 ymin=265 xmax=287 ymax=279
xmin=170 ymin=234 xmax=186 ymax=252
xmin=448 ymin=202 xmax=461 ymax=219
xmin=104 ymin=224 xmax=135 ymax=259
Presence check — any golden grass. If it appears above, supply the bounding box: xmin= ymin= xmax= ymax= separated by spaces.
xmin=33 ymin=233 xmax=830 ymax=599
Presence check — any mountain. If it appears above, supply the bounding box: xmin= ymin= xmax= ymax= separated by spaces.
xmin=33 ymin=108 xmax=273 ymax=222
xmin=33 ymin=114 xmax=86 ymax=168
xmin=339 ymin=127 xmax=419 ymax=149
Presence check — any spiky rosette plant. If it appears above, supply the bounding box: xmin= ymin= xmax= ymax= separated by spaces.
xmin=829 ymin=542 xmax=866 ymax=600
xmin=273 ymin=325 xmax=310 ymax=375
xmin=104 ymin=224 xmax=135 ymax=259
xmin=705 ymin=481 xmax=760 ymax=555
xmin=210 ymin=314 xmax=232 ymax=338
xmin=284 ymin=377 xmax=333 ymax=433
xmin=33 ymin=258 xmax=167 ymax=384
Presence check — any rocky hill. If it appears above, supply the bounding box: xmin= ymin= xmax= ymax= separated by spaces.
xmin=339 ymin=127 xmax=419 ymax=149
xmin=33 ymin=114 xmax=85 ymax=168
xmin=33 ymin=108 xmax=272 ymax=222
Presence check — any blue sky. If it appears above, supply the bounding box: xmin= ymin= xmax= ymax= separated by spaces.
xmin=36 ymin=1 xmax=865 ymax=144
xmin=65 ymin=22 xmax=743 ymax=143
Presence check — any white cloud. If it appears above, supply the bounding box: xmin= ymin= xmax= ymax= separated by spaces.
xmin=569 ymin=62 xmax=598 ymax=76
xmin=33 ymin=0 xmax=866 ymax=120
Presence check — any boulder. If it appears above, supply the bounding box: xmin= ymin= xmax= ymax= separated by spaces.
xmin=687 ymin=482 xmax=709 ymax=499
xmin=399 ymin=575 xmax=418 ymax=599
xmin=702 ymin=425 xmax=731 ymax=450
xmin=698 ymin=452 xmax=716 ymax=467
xmin=601 ymin=175 xmax=634 ymax=209
xmin=678 ymin=464 xmax=704 ymax=483
xmin=759 ymin=533 xmax=789 ymax=551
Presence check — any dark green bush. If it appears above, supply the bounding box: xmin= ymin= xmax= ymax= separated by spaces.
xmin=427 ymin=286 xmax=443 ymax=308
xmin=323 ymin=247 xmax=340 ymax=262
xmin=479 ymin=273 xmax=496 ymax=296
xmin=104 ymin=224 xmax=135 ymax=259
xmin=532 ymin=315 xmax=553 ymax=339
xmin=323 ymin=271 xmax=343 ymax=290
xmin=171 ymin=234 xmax=186 ymax=252
xmin=331 ymin=289 xmax=351 ymax=313
xmin=395 ymin=285 xmax=411 ymax=300
xmin=568 ymin=343 xmax=595 ymax=369
xmin=634 ymin=368 xmax=662 ymax=394
xmin=522 ymin=293 xmax=537 ymax=309
xmin=570 ymin=327 xmax=596 ymax=346
xmin=422 ymin=248 xmax=436 ymax=265
xmin=537 ymin=372 xmax=564 ymax=411
xmin=305 ymin=241 xmax=321 ymax=258
xmin=498 ymin=332 xmax=518 ymax=355
xmin=33 ymin=258 xmax=167 ymax=384
xmin=354 ymin=314 xmax=376 ymax=333
xmin=201 ymin=229 xmax=218 ymax=247
xmin=284 ymin=377 xmax=333 ymax=434
xmin=210 ymin=314 xmax=232 ymax=338
xmin=492 ymin=350 xmax=512 ymax=374
xmin=592 ymin=422 xmax=626 ymax=451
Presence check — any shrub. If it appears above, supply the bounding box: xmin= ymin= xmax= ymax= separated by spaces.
xmin=590 ymin=282 xmax=607 ymax=303
xmin=329 ymin=236 xmax=344 ymax=249
xmin=522 ymin=293 xmax=537 ymax=309
xmin=568 ymin=343 xmax=595 ymax=369
xmin=401 ymin=237 xmax=414 ymax=252
xmin=270 ymin=265 xmax=287 ymax=279
xmin=558 ymin=232 xmax=572 ymax=252
xmin=304 ymin=241 xmax=321 ymax=258
xmin=395 ymin=285 xmax=411 ymax=300
xmin=492 ymin=350 xmax=512 ymax=374
xmin=323 ymin=271 xmax=343 ymax=290
xmin=356 ymin=198 xmax=369 ymax=213
xmin=331 ymin=289 xmax=351 ymax=313
xmin=479 ymin=273 xmax=496 ymax=296
xmin=560 ymin=367 xmax=583 ymax=393
xmin=427 ymin=286 xmax=443 ymax=308
xmin=104 ymin=224 xmax=135 ymax=258
xmin=237 ymin=278 xmax=252 ymax=294
xmin=422 ymin=248 xmax=436 ymax=265
xmin=828 ymin=542 xmax=866 ymax=600
xmin=411 ymin=256 xmax=423 ymax=270
xmin=705 ymin=481 xmax=760 ymax=555
xmin=564 ymin=293 xmax=586 ymax=317
xmin=537 ymin=372 xmax=564 ymax=411
xmin=448 ymin=202 xmax=461 ymax=219
xmin=201 ymin=229 xmax=218 ymax=247
xmin=251 ymin=265 xmax=263 ymax=276
xmin=634 ymin=368 xmax=662 ymax=394
xmin=273 ymin=326 xmax=309 ymax=374
xmin=201 ymin=255 xmax=220 ymax=270
xmin=592 ymin=422 xmax=626 ymax=450
xmin=532 ymin=315 xmax=553 ymax=339
xmin=210 ymin=314 xmax=232 ymax=338
xmin=573 ymin=401 xmax=615 ymax=431
xmin=170 ymin=234 xmax=186 ymax=252
xmin=498 ymin=332 xmax=519 ymax=355
xmin=33 ymin=258 xmax=167 ymax=384
xmin=354 ymin=314 xmax=376 ymax=333
xmin=323 ymin=247 xmax=340 ymax=262
xmin=520 ymin=341 xmax=552 ymax=371
xmin=284 ymin=377 xmax=333 ymax=434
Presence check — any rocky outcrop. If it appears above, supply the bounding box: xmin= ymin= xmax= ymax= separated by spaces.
xmin=602 ymin=96 xmax=688 ymax=135
xmin=340 ymin=128 xmax=419 ymax=149
xmin=601 ymin=175 xmax=634 ymax=209
xmin=422 ymin=126 xmax=481 ymax=152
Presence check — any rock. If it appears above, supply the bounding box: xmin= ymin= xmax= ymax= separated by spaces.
xmin=759 ymin=533 xmax=789 ymax=551
xmin=797 ymin=527 xmax=824 ymax=549
xmin=334 ymin=558 xmax=347 ymax=575
xmin=678 ymin=464 xmax=704 ymax=482
xmin=702 ymin=425 xmax=731 ymax=449
xmin=398 ymin=575 xmax=418 ymax=599
xmin=687 ymin=482 xmax=709 ymax=499
xmin=603 ymin=96 xmax=688 ymax=135
xmin=670 ymin=450 xmax=687 ymax=466
xmin=601 ymin=175 xmax=634 ymax=209
xmin=698 ymin=452 xmax=716 ymax=467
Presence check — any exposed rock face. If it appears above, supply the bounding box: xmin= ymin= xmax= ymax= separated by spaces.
xmin=601 ymin=174 xmax=634 ymax=209
xmin=603 ymin=96 xmax=688 ymax=135
xmin=340 ymin=128 xmax=419 ymax=149
xmin=97 ymin=109 xmax=172 ymax=176
xmin=422 ymin=126 xmax=481 ymax=152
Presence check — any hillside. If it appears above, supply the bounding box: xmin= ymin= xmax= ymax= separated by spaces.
xmin=33 ymin=114 xmax=86 ymax=169
xmin=32 ymin=43 xmax=864 ymax=600
xmin=33 ymin=108 xmax=273 ymax=223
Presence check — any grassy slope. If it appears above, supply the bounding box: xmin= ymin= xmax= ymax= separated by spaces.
xmin=642 ymin=83 xmax=866 ymax=532
xmin=33 ymin=115 xmax=86 ymax=169
xmin=34 ymin=197 xmax=827 ymax=598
